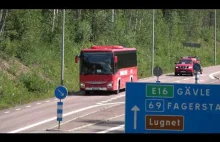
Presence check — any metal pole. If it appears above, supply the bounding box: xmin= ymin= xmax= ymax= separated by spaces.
xmin=152 ymin=9 xmax=155 ymax=76
xmin=195 ymin=72 xmax=200 ymax=84
xmin=61 ymin=9 xmax=65 ymax=86
xmin=112 ymin=9 xmax=114 ymax=23
xmin=58 ymin=99 xmax=61 ymax=129
xmin=214 ymin=9 xmax=217 ymax=65
xmin=58 ymin=121 xmax=60 ymax=129
xmin=156 ymin=76 xmax=160 ymax=83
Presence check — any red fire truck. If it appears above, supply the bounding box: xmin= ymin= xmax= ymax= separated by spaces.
xmin=75 ymin=45 xmax=138 ymax=94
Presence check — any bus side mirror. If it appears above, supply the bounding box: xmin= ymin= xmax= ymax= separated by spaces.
xmin=75 ymin=55 xmax=79 ymax=63
xmin=114 ymin=56 xmax=118 ymax=63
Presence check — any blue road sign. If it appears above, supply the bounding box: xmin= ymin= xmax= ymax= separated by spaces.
xmin=54 ymin=85 xmax=68 ymax=99
xmin=193 ymin=63 xmax=201 ymax=71
xmin=153 ymin=66 xmax=163 ymax=77
xmin=125 ymin=82 xmax=220 ymax=133
xmin=57 ymin=102 xmax=63 ymax=121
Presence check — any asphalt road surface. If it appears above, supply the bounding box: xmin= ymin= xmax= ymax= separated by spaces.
xmin=1 ymin=65 xmax=220 ymax=133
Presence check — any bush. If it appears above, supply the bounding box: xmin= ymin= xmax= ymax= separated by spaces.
xmin=18 ymin=73 xmax=51 ymax=93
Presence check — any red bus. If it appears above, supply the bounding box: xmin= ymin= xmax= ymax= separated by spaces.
xmin=75 ymin=45 xmax=138 ymax=94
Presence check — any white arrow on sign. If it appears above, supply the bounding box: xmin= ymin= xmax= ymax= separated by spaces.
xmin=58 ymin=89 xmax=64 ymax=96
xmin=131 ymin=105 xmax=140 ymax=130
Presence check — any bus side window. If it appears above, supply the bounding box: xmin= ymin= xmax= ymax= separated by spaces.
xmin=114 ymin=50 xmax=137 ymax=74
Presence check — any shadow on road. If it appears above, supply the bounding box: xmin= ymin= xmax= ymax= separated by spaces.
xmin=79 ymin=119 xmax=125 ymax=133
xmin=68 ymin=90 xmax=125 ymax=96
xmin=165 ymin=74 xmax=175 ymax=76
xmin=165 ymin=73 xmax=189 ymax=76
xmin=79 ymin=119 xmax=124 ymax=127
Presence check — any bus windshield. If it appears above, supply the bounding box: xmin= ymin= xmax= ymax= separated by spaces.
xmin=80 ymin=52 xmax=114 ymax=75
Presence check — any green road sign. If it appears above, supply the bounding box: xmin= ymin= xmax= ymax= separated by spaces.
xmin=146 ymin=84 xmax=174 ymax=98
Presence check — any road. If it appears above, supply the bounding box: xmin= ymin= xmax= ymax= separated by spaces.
xmin=1 ymin=65 xmax=220 ymax=133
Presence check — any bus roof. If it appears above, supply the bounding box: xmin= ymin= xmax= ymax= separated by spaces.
xmin=81 ymin=45 xmax=136 ymax=52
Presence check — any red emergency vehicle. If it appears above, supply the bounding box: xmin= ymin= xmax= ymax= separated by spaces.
xmin=75 ymin=45 xmax=138 ymax=94
xmin=174 ymin=56 xmax=202 ymax=76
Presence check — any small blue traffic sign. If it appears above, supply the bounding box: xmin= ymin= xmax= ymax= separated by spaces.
xmin=55 ymin=85 xmax=68 ymax=99
xmin=153 ymin=66 xmax=163 ymax=77
xmin=193 ymin=63 xmax=201 ymax=72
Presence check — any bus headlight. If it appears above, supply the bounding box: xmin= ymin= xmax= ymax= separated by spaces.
xmin=107 ymin=82 xmax=112 ymax=88
xmin=80 ymin=83 xmax=85 ymax=88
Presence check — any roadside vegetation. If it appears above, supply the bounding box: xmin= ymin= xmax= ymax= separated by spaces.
xmin=0 ymin=9 xmax=220 ymax=109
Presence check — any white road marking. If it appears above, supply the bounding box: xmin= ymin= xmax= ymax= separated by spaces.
xmin=26 ymin=105 xmax=31 ymax=108
xmin=8 ymin=102 xmax=124 ymax=133
xmin=15 ymin=108 xmax=21 ymax=111
xmin=174 ymin=81 xmax=180 ymax=83
xmin=183 ymin=78 xmax=190 ymax=80
xmin=4 ymin=111 xmax=10 ymax=113
xmin=69 ymin=114 xmax=125 ymax=132
xmin=97 ymin=124 xmax=124 ymax=133
xmin=209 ymin=71 xmax=220 ymax=79
xmin=45 ymin=100 xmax=50 ymax=103
xmin=98 ymin=95 xmax=125 ymax=104
xmin=96 ymin=102 xmax=124 ymax=105
xmin=36 ymin=103 xmax=41 ymax=105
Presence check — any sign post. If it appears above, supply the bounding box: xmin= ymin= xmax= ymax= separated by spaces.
xmin=54 ymin=85 xmax=68 ymax=129
xmin=193 ymin=63 xmax=201 ymax=84
xmin=153 ymin=66 xmax=163 ymax=83
xmin=57 ymin=101 xmax=63 ymax=128
xmin=125 ymin=82 xmax=220 ymax=133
